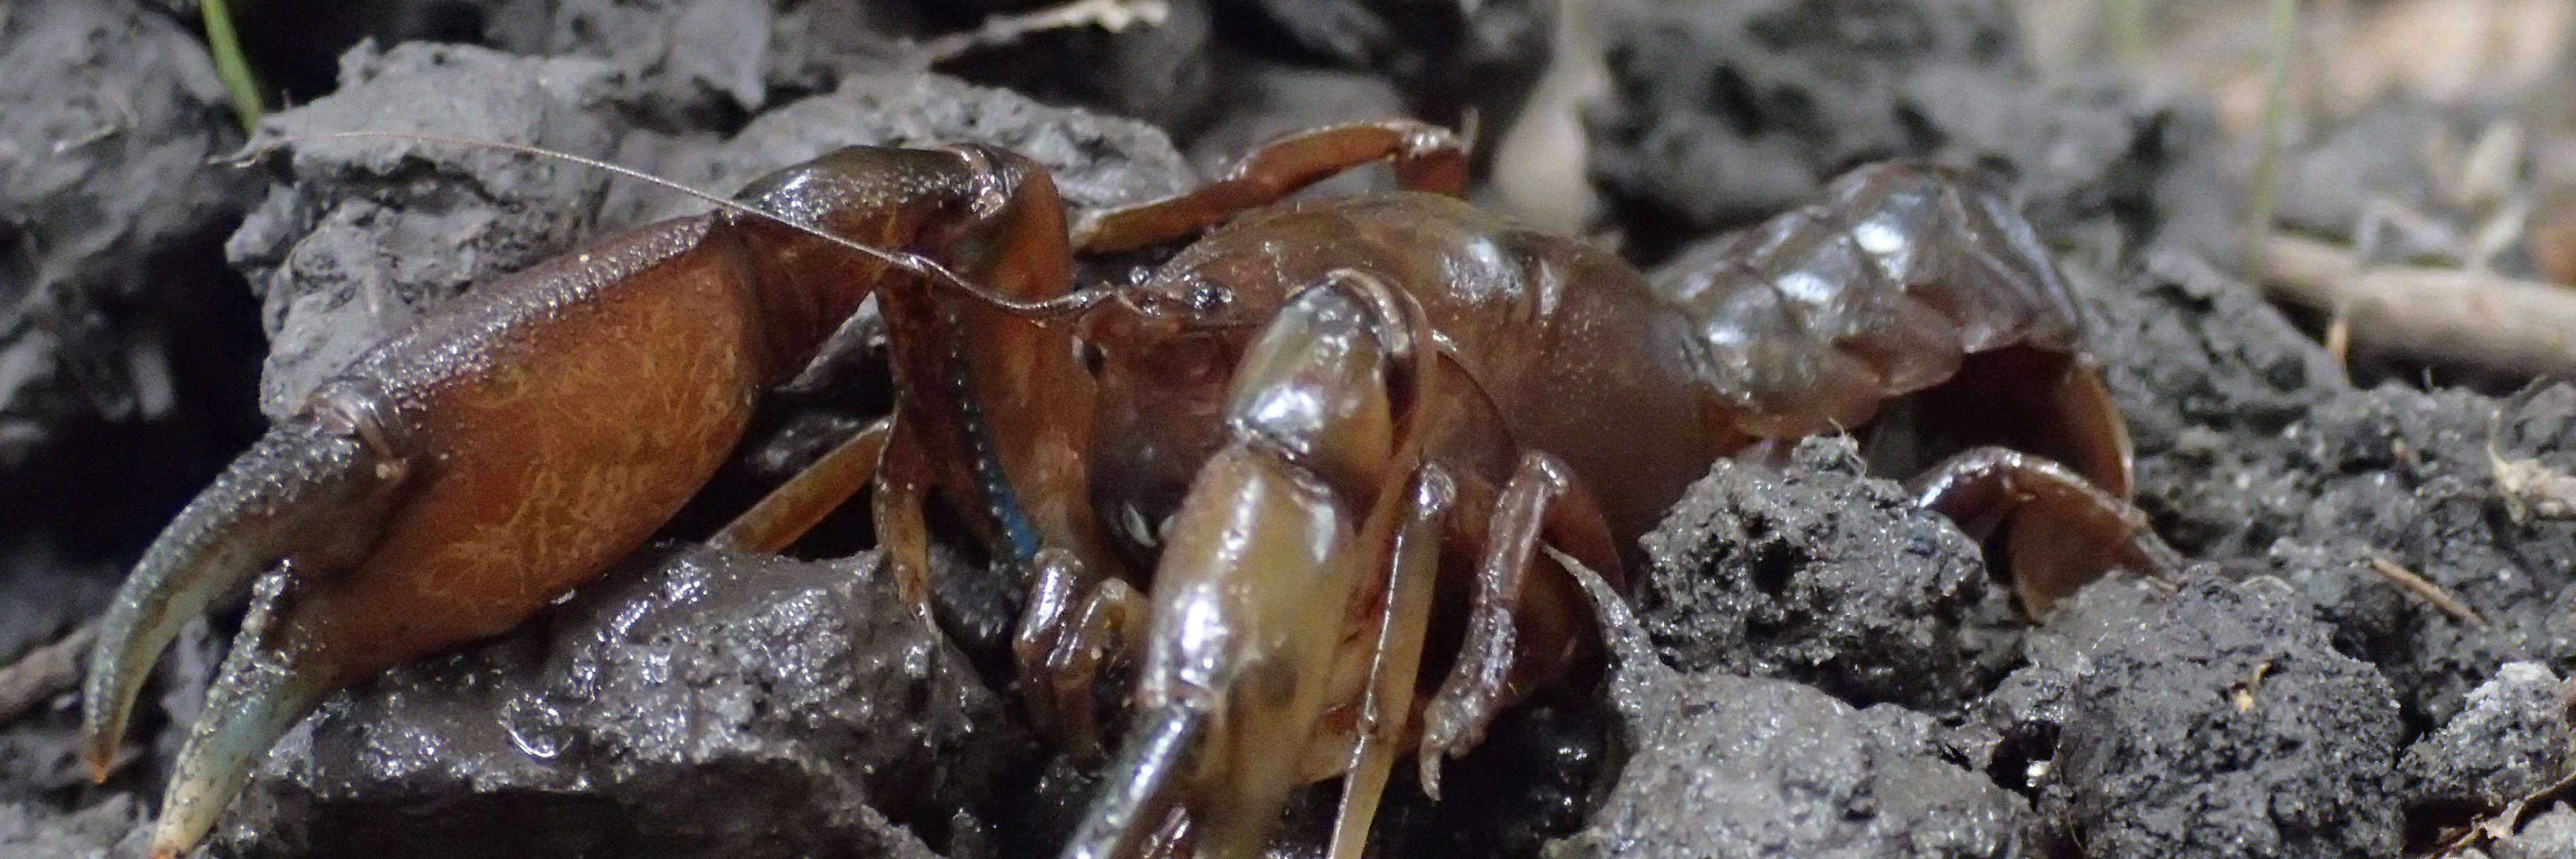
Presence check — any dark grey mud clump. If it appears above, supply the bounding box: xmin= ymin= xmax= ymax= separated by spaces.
xmin=1551 ymin=566 xmax=2030 ymax=859
xmin=2047 ymin=576 xmax=2404 ymax=859
xmin=218 ymin=548 xmax=1020 ymax=859
xmin=2399 ymin=662 xmax=2572 ymax=822
xmin=1634 ymin=436 xmax=1991 ymax=714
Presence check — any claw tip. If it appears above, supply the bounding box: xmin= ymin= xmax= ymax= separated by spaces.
xmin=82 ymin=744 xmax=116 ymax=785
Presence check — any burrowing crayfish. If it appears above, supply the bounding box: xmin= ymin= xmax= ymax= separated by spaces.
xmin=82 ymin=119 xmax=2175 ymax=858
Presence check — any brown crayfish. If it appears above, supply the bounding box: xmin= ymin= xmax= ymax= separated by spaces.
xmin=80 ymin=120 xmax=2175 ymax=859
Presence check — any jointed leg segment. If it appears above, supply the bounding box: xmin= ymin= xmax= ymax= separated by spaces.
xmin=1909 ymin=446 xmax=2181 ymax=617
xmin=1074 ymin=120 xmax=1469 ymax=253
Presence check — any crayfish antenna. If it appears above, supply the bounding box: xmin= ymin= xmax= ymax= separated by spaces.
xmin=245 ymin=130 xmax=1121 ymax=319
xmin=1064 ymin=702 xmax=1204 ymax=859
xmin=79 ymin=414 xmax=406 ymax=784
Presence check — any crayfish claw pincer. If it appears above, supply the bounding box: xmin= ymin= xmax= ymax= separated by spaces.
xmin=81 ymin=387 xmax=417 ymax=855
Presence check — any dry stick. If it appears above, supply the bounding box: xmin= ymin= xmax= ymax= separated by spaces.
xmin=0 ymin=622 xmax=99 ymax=726
xmin=915 ymin=0 xmax=1171 ymax=62
xmin=2261 ymin=233 xmax=2576 ymax=380
xmin=2363 ymin=555 xmax=2487 ymax=629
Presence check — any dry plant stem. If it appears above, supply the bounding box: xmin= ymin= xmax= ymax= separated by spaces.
xmin=2364 ymin=555 xmax=2486 ymax=629
xmin=2438 ymin=770 xmax=2576 ymax=856
xmin=2243 ymin=0 xmax=2297 ymax=274
xmin=917 ymin=0 xmax=1171 ymax=62
xmin=0 ymin=622 xmax=99 ymax=726
xmin=2261 ymin=233 xmax=2576 ymax=380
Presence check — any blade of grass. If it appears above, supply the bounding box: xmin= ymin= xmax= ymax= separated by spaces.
xmin=201 ymin=0 xmax=264 ymax=134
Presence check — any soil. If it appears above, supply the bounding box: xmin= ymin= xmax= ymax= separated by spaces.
xmin=5 ymin=0 xmax=2575 ymax=858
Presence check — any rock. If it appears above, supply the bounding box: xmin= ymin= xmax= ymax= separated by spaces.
xmin=1634 ymin=436 xmax=1991 ymax=713
xmin=2049 ymin=576 xmax=2403 ymax=858
xmin=2403 ymin=662 xmax=2573 ymax=813
xmin=1550 ymin=560 xmax=2029 ymax=858
xmin=220 ymin=547 xmax=1025 ymax=858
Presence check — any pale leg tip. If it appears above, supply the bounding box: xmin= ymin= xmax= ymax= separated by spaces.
xmin=147 ymin=831 xmax=190 ymax=859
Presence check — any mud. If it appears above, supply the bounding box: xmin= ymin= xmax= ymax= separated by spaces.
xmin=218 ymin=548 xmax=1013 ymax=859
xmin=2464 ymin=805 xmax=2576 ymax=859
xmin=1631 ymin=437 xmax=1994 ymax=715
xmin=1584 ymin=0 xmax=2238 ymax=261
xmin=2400 ymin=662 xmax=2572 ymax=817
xmin=8 ymin=0 xmax=2576 ymax=857
xmin=0 ymin=0 xmax=267 ymax=678
xmin=2047 ymin=576 xmax=2404 ymax=858
xmin=1551 ymin=548 xmax=2031 ymax=859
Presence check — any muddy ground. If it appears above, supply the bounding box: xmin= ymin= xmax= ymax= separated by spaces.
xmin=4 ymin=0 xmax=2574 ymax=857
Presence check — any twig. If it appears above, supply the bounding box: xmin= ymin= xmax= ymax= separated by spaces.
xmin=915 ymin=0 xmax=1171 ymax=63
xmin=0 ymin=621 xmax=97 ymax=727
xmin=2364 ymin=555 xmax=2486 ymax=629
xmin=2260 ymin=233 xmax=2576 ymax=380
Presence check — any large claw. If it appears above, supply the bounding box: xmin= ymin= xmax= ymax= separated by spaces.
xmin=80 ymin=402 xmax=411 ymax=856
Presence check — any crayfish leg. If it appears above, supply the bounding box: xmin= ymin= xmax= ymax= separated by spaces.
xmin=1328 ymin=465 xmax=1453 ymax=859
xmin=1907 ymin=447 xmax=2182 ymax=618
xmin=1885 ymin=346 xmax=2135 ymax=501
xmin=1074 ymin=120 xmax=1468 ymax=253
xmin=870 ymin=415 xmax=942 ymax=622
xmin=710 ymin=416 xmax=894 ymax=555
xmin=1415 ymin=452 xmax=1623 ymax=800
xmin=1013 ymin=548 xmax=1151 ymax=760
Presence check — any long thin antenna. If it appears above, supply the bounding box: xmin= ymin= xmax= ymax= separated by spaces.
xmin=233 ymin=130 xmax=1115 ymax=319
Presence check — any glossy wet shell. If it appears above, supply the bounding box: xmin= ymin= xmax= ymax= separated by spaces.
xmin=291 ymin=217 xmax=769 ymax=671
xmin=1652 ymin=162 xmax=2084 ymax=438
xmin=1120 ymin=192 xmax=1718 ymax=553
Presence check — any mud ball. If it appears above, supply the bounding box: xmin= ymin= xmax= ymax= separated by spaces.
xmin=2047 ymin=576 xmax=2402 ymax=859
xmin=1633 ymin=436 xmax=1990 ymax=714
xmin=1549 ymin=671 xmax=2029 ymax=858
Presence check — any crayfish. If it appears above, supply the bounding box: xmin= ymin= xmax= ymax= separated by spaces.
xmin=79 ymin=119 xmax=2176 ymax=859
